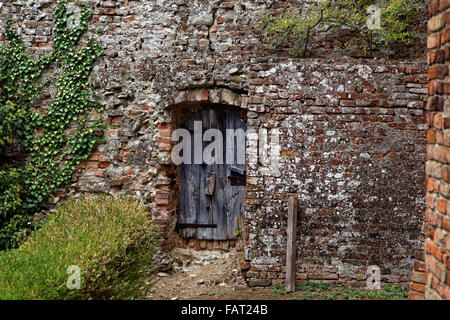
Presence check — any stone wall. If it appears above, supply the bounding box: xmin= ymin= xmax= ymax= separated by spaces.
xmin=1 ymin=0 xmax=428 ymax=287
xmin=238 ymin=59 xmax=427 ymax=286
xmin=410 ymin=0 xmax=450 ymax=300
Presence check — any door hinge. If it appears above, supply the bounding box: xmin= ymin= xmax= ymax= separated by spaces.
xmin=228 ymin=166 xmax=246 ymax=186
xmin=175 ymin=223 xmax=217 ymax=231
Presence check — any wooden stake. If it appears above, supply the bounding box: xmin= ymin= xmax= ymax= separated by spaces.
xmin=285 ymin=195 xmax=298 ymax=293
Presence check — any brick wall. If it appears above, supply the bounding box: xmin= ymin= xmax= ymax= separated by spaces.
xmin=410 ymin=0 xmax=450 ymax=300
xmin=239 ymin=59 xmax=427 ymax=287
xmin=1 ymin=0 xmax=428 ymax=288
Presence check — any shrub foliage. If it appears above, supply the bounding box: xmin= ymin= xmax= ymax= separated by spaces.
xmin=0 ymin=196 xmax=159 ymax=300
xmin=257 ymin=0 xmax=424 ymax=57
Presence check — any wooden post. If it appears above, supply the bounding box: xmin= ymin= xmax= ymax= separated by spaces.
xmin=285 ymin=195 xmax=298 ymax=293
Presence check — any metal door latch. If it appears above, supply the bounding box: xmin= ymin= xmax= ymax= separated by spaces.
xmin=228 ymin=166 xmax=246 ymax=186
xmin=205 ymin=171 xmax=216 ymax=196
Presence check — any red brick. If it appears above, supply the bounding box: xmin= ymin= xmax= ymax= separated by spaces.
xmin=408 ymin=291 xmax=425 ymax=300
xmin=437 ymin=199 xmax=447 ymax=214
xmin=156 ymin=123 xmax=173 ymax=130
xmin=340 ymin=99 xmax=356 ymax=107
xmin=434 ymin=113 xmax=444 ymax=130
xmin=429 ymin=0 xmax=440 ymax=16
xmin=426 ymin=254 xmax=443 ymax=279
xmin=427 ymin=194 xmax=436 ymax=210
xmin=428 ymin=13 xmax=445 ymax=32
xmin=445 ymin=117 xmax=450 ymax=129
xmin=159 ymin=144 xmax=172 ymax=151
xmin=194 ymin=239 xmax=200 ymax=250
xmin=428 ymin=210 xmax=441 ymax=228
xmin=429 ymin=65 xmax=448 ymax=79
xmin=410 ymin=282 xmax=426 ymax=293
xmin=157 ymin=137 xmax=171 ymax=144
xmin=442 ymin=166 xmax=450 ymax=182
xmin=159 ymin=129 xmax=171 ymax=137
xmin=427 ymin=130 xmax=437 ymax=144
xmin=441 ymin=0 xmax=450 ymax=10
xmin=428 ymin=34 xmax=441 ymax=49
xmin=155 ymin=198 xmax=169 ymax=206
xmin=428 ymin=80 xmax=443 ymax=95
xmin=444 ymin=253 xmax=450 ymax=269
xmin=438 ymin=282 xmax=450 ymax=299
xmin=86 ymin=162 xmax=98 ymax=169
xmin=443 ymin=28 xmax=450 ymax=44
xmin=111 ymin=176 xmax=131 ymax=186
xmin=427 ymin=96 xmax=444 ymax=112
xmin=104 ymin=8 xmax=115 ymax=15
xmin=443 ymin=218 xmax=450 ymax=231
xmin=429 ymin=49 xmax=446 ymax=64
xmin=411 ymin=271 xmax=428 ymax=284
xmin=98 ymin=161 xmax=110 ymax=169
xmin=415 ymin=261 xmax=427 ymax=272
xmin=94 ymin=170 xmax=105 ymax=177
xmin=426 ymin=238 xmax=436 ymax=255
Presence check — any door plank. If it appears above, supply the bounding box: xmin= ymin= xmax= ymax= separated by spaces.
xmin=226 ymin=114 xmax=246 ymax=238
xmin=179 ymin=114 xmax=198 ymax=238
xmin=197 ymin=110 xmax=213 ymax=239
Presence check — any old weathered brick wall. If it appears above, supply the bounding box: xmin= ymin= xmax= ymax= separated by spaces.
xmin=1 ymin=0 xmax=428 ymax=287
xmin=410 ymin=0 xmax=450 ymax=300
xmin=239 ymin=59 xmax=427 ymax=286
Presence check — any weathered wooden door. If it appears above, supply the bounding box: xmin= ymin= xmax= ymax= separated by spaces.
xmin=177 ymin=109 xmax=246 ymax=240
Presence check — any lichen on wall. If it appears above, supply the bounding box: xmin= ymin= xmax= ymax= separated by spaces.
xmin=0 ymin=0 xmax=428 ymax=287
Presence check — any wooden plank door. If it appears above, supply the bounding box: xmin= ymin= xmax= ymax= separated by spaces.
xmin=178 ymin=109 xmax=246 ymax=240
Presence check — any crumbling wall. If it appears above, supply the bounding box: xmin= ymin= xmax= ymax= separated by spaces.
xmin=0 ymin=0 xmax=427 ymax=287
xmin=240 ymin=59 xmax=427 ymax=286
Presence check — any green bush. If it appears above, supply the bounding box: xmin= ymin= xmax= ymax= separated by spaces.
xmin=0 ymin=196 xmax=159 ymax=300
xmin=257 ymin=0 xmax=424 ymax=57
xmin=296 ymin=281 xmax=409 ymax=300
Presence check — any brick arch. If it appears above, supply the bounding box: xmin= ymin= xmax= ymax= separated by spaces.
xmin=154 ymin=88 xmax=249 ymax=251
xmin=163 ymin=87 xmax=249 ymax=109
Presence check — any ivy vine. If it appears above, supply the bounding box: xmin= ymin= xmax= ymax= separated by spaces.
xmin=0 ymin=0 xmax=105 ymax=249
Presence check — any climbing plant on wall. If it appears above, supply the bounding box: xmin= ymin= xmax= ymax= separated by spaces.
xmin=257 ymin=0 xmax=424 ymax=57
xmin=0 ymin=0 xmax=105 ymax=249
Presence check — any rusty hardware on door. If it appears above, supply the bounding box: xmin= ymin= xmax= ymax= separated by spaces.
xmin=175 ymin=223 xmax=217 ymax=230
xmin=205 ymin=171 xmax=216 ymax=196
xmin=228 ymin=166 xmax=246 ymax=186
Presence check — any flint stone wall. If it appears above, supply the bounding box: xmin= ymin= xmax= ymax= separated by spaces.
xmin=0 ymin=0 xmax=428 ymax=286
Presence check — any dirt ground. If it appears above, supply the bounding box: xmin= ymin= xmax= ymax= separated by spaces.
xmin=143 ymin=248 xmax=408 ymax=300
xmin=144 ymin=248 xmax=274 ymax=300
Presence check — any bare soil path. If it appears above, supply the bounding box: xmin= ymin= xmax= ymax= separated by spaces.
xmin=143 ymin=248 xmax=408 ymax=300
xmin=144 ymin=248 xmax=269 ymax=300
